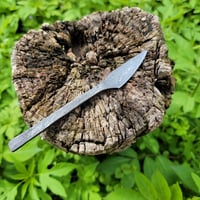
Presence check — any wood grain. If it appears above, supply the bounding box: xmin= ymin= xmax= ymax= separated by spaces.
xmin=12 ymin=7 xmax=174 ymax=155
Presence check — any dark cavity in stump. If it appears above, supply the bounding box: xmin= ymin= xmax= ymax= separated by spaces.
xmin=12 ymin=7 xmax=174 ymax=155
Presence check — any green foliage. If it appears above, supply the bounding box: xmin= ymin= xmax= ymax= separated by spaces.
xmin=1 ymin=0 xmax=200 ymax=199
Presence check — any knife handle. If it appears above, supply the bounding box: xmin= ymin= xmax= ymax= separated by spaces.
xmin=8 ymin=83 xmax=105 ymax=152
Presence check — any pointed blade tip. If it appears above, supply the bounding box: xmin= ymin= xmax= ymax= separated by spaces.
xmin=141 ymin=50 xmax=148 ymax=58
xmin=133 ymin=50 xmax=148 ymax=67
xmin=113 ymin=50 xmax=148 ymax=88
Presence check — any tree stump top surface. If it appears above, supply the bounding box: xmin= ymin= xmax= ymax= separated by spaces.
xmin=12 ymin=7 xmax=174 ymax=155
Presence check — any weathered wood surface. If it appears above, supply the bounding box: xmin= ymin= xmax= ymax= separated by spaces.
xmin=12 ymin=7 xmax=174 ymax=155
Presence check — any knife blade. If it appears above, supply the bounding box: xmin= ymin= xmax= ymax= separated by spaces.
xmin=8 ymin=50 xmax=147 ymax=152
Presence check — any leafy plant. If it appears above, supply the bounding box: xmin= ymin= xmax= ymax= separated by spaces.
xmin=1 ymin=0 xmax=200 ymax=199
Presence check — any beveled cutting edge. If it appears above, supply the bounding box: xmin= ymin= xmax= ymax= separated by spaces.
xmin=8 ymin=50 xmax=147 ymax=152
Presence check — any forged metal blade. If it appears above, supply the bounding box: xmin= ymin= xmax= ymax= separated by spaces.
xmin=102 ymin=50 xmax=147 ymax=88
xmin=8 ymin=50 xmax=147 ymax=152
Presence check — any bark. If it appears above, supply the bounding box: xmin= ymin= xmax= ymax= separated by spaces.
xmin=12 ymin=7 xmax=174 ymax=155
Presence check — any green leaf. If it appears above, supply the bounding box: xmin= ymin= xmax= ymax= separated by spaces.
xmin=28 ymin=180 xmax=39 ymax=200
xmin=135 ymin=171 xmax=158 ymax=200
xmin=97 ymin=156 xmax=132 ymax=175
xmin=21 ymin=180 xmax=30 ymax=199
xmin=155 ymin=156 xmax=177 ymax=185
xmin=168 ymin=33 xmax=195 ymax=68
xmin=13 ymin=158 xmax=28 ymax=174
xmin=191 ymin=173 xmax=200 ymax=193
xmin=3 ymin=139 xmax=42 ymax=162
xmin=0 ymin=181 xmax=19 ymax=200
xmin=170 ymin=183 xmax=183 ymax=200
xmin=37 ymin=189 xmax=52 ymax=200
xmin=142 ymin=135 xmax=159 ymax=154
xmin=194 ymin=104 xmax=200 ymax=118
xmin=104 ymin=188 xmax=146 ymax=200
xmin=172 ymin=91 xmax=195 ymax=113
xmin=39 ymin=174 xmax=48 ymax=191
xmin=80 ymin=162 xmax=99 ymax=182
xmin=28 ymin=159 xmax=35 ymax=175
xmin=151 ymin=171 xmax=171 ymax=200
xmin=45 ymin=176 xmax=67 ymax=197
xmin=37 ymin=149 xmax=55 ymax=172
xmin=18 ymin=4 xmax=37 ymax=20
xmin=65 ymin=184 xmax=80 ymax=200
xmin=63 ymin=9 xmax=81 ymax=20
xmin=172 ymin=164 xmax=198 ymax=193
xmin=7 ymin=184 xmax=19 ymax=200
xmin=118 ymin=148 xmax=138 ymax=158
xmin=120 ymin=174 xmax=135 ymax=188
xmin=48 ymin=162 xmax=76 ymax=177
xmin=143 ymin=157 xmax=155 ymax=178
xmin=0 ymin=0 xmax=17 ymax=12
xmin=88 ymin=191 xmax=101 ymax=200
xmin=11 ymin=173 xmax=29 ymax=180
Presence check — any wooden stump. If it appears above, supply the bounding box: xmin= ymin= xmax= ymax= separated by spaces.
xmin=12 ymin=7 xmax=174 ymax=155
